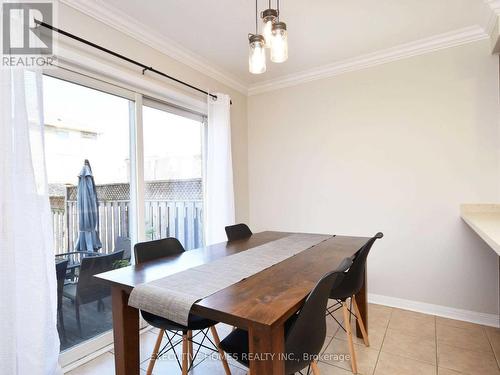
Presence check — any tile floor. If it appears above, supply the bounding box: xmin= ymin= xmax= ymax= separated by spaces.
xmin=66 ymin=303 xmax=500 ymax=375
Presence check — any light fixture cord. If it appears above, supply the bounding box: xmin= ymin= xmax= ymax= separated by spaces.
xmin=277 ymin=0 xmax=280 ymax=20
xmin=255 ymin=0 xmax=258 ymax=34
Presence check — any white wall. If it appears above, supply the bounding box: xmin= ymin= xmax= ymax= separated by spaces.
xmin=248 ymin=40 xmax=500 ymax=318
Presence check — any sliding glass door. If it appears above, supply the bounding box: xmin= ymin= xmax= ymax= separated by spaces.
xmin=42 ymin=68 xmax=207 ymax=367
xmin=43 ymin=74 xmax=134 ymax=354
xmin=142 ymin=100 xmax=206 ymax=249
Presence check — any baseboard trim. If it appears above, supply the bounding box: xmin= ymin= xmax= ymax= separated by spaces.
xmin=368 ymin=293 xmax=499 ymax=328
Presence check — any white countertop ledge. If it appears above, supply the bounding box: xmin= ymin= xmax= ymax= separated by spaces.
xmin=461 ymin=204 xmax=500 ymax=256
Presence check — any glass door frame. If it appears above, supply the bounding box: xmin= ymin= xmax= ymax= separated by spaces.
xmin=44 ymin=66 xmax=207 ymax=370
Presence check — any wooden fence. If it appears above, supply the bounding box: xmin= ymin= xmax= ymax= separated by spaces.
xmin=52 ymin=199 xmax=204 ymax=255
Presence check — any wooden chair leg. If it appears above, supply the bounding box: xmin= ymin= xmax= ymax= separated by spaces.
xmin=146 ymin=329 xmax=164 ymax=375
xmin=311 ymin=360 xmax=320 ymax=374
xmin=210 ymin=326 xmax=232 ymax=375
xmin=187 ymin=330 xmax=194 ymax=368
xmin=352 ymin=296 xmax=369 ymax=347
xmin=182 ymin=333 xmax=188 ymax=375
xmin=342 ymin=302 xmax=358 ymax=374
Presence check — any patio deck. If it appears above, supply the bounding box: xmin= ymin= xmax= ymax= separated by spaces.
xmin=59 ymin=295 xmax=113 ymax=352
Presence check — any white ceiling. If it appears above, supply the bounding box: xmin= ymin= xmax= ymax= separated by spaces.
xmin=73 ymin=0 xmax=493 ymax=89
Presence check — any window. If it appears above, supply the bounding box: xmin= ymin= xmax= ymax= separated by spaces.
xmin=142 ymin=100 xmax=206 ymax=249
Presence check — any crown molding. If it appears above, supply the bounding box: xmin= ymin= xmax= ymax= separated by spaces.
xmin=59 ymin=0 xmax=495 ymax=98
xmin=484 ymin=0 xmax=500 ymax=37
xmin=248 ymin=26 xmax=489 ymax=96
xmin=58 ymin=0 xmax=248 ymax=95
xmin=486 ymin=0 xmax=500 ymax=15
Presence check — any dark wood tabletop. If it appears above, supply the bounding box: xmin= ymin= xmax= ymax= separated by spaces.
xmin=95 ymin=231 xmax=371 ymax=375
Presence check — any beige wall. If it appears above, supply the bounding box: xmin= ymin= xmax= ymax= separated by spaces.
xmin=56 ymin=3 xmax=249 ymax=223
xmin=248 ymin=40 xmax=500 ymax=315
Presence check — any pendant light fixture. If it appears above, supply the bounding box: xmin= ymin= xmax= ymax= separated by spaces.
xmin=261 ymin=4 xmax=278 ymax=48
xmin=248 ymin=0 xmax=288 ymax=74
xmin=271 ymin=0 xmax=288 ymax=62
xmin=248 ymin=0 xmax=266 ymax=74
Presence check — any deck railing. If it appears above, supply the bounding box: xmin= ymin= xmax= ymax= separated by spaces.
xmin=52 ymin=199 xmax=204 ymax=254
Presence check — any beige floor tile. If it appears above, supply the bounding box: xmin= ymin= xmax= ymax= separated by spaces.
xmin=66 ymin=352 xmax=117 ymax=375
xmin=368 ymin=304 xmax=392 ymax=329
xmin=436 ymin=316 xmax=486 ymax=333
xmin=111 ymin=330 xmax=166 ymax=363
xmin=368 ymin=303 xmax=393 ymax=317
xmin=326 ymin=303 xmax=344 ymax=337
xmin=317 ymin=361 xmax=354 ymax=374
xmin=369 ymin=315 xmax=391 ymax=330
xmin=147 ymin=356 xmax=247 ymax=375
xmin=322 ymin=338 xmax=379 ymax=375
xmin=374 ymin=351 xmax=436 ymax=375
xmin=388 ymin=312 xmax=436 ymax=339
xmin=438 ymin=368 xmax=463 ymax=375
xmin=381 ymin=328 xmax=436 ymax=364
xmin=109 ymin=329 xmax=162 ymax=364
xmin=335 ymin=322 xmax=386 ymax=350
xmin=485 ymin=326 xmax=500 ymax=363
xmin=139 ymin=330 xmax=167 ymax=364
xmin=391 ymin=308 xmax=436 ymax=324
xmin=322 ymin=336 xmax=334 ymax=354
xmin=185 ymin=357 xmax=247 ymax=375
xmin=437 ymin=324 xmax=491 ymax=353
xmin=438 ymin=342 xmax=500 ymax=374
xmin=326 ymin=315 xmax=342 ymax=338
xmin=141 ymin=328 xmax=248 ymax=374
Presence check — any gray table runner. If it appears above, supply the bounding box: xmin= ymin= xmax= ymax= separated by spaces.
xmin=128 ymin=233 xmax=331 ymax=325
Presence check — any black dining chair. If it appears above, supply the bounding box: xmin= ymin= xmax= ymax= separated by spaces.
xmin=63 ymin=250 xmax=124 ymax=336
xmin=219 ymin=261 xmax=351 ymax=375
xmin=55 ymin=259 xmax=68 ymax=342
xmin=225 ymin=223 xmax=252 ymax=241
xmin=326 ymin=232 xmax=383 ymax=374
xmin=134 ymin=238 xmax=231 ymax=375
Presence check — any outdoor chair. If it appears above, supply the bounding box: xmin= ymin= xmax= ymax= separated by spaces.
xmin=55 ymin=250 xmax=99 ymax=281
xmin=114 ymin=236 xmax=132 ymax=261
xmin=63 ymin=250 xmax=124 ymax=336
xmin=55 ymin=259 xmax=68 ymax=342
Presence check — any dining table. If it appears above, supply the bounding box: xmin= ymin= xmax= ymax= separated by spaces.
xmin=95 ymin=231 xmax=371 ymax=375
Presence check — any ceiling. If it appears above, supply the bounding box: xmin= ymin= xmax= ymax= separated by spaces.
xmin=71 ymin=0 xmax=493 ymax=90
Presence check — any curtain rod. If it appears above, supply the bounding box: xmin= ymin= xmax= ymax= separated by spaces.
xmin=35 ymin=20 xmax=232 ymax=104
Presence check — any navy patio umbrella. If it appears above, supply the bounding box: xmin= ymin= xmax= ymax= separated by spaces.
xmin=74 ymin=159 xmax=102 ymax=252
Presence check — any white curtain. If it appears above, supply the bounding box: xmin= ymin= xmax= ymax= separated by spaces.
xmin=204 ymin=93 xmax=236 ymax=245
xmin=0 ymin=69 xmax=61 ymax=374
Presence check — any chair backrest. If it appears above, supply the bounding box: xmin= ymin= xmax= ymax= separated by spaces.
xmin=284 ymin=267 xmax=346 ymax=374
xmin=331 ymin=232 xmax=383 ymax=299
xmin=225 ymin=223 xmax=253 ymax=241
xmin=55 ymin=260 xmax=68 ymax=307
xmin=76 ymin=250 xmax=124 ymax=304
xmin=134 ymin=237 xmax=185 ymax=265
xmin=114 ymin=236 xmax=131 ymax=260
